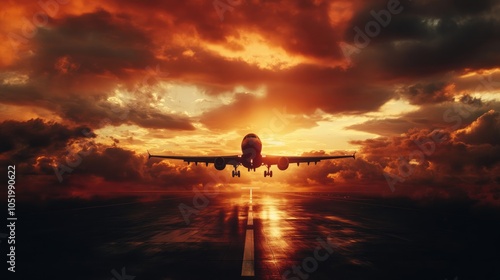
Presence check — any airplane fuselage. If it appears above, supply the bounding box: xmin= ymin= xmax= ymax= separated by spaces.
xmin=241 ymin=133 xmax=263 ymax=169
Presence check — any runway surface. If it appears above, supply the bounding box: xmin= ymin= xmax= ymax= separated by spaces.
xmin=12 ymin=190 xmax=500 ymax=279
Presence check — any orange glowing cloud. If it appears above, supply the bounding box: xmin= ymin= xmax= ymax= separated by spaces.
xmin=1 ymin=0 xmax=499 ymax=206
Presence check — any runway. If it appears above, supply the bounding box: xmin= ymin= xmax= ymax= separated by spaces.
xmin=14 ymin=190 xmax=500 ymax=280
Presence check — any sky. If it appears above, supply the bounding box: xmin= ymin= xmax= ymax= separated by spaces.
xmin=1 ymin=0 xmax=499 ymax=205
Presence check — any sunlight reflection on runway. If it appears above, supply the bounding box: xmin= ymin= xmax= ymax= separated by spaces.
xmin=17 ymin=191 xmax=500 ymax=280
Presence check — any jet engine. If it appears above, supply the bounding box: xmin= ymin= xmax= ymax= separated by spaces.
xmin=277 ymin=157 xmax=289 ymax=170
xmin=214 ymin=157 xmax=226 ymax=170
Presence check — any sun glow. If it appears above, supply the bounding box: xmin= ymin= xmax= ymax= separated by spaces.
xmin=205 ymin=32 xmax=305 ymax=70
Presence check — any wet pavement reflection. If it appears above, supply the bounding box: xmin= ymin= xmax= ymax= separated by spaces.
xmin=16 ymin=191 xmax=500 ymax=280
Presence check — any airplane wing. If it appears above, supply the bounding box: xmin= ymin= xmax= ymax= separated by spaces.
xmin=147 ymin=151 xmax=241 ymax=166
xmin=262 ymin=152 xmax=356 ymax=166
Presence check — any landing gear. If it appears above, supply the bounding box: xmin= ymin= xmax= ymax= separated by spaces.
xmin=231 ymin=168 xmax=241 ymax=178
xmin=263 ymin=166 xmax=273 ymax=177
xmin=264 ymin=170 xmax=273 ymax=177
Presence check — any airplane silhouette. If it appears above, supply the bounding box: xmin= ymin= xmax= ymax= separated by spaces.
xmin=148 ymin=133 xmax=355 ymax=177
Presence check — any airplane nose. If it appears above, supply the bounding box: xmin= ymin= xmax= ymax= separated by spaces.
xmin=242 ymin=138 xmax=261 ymax=156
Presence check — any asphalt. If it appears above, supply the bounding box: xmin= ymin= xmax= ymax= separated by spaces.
xmin=9 ymin=190 xmax=500 ymax=279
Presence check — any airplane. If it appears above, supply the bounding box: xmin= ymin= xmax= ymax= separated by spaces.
xmin=148 ymin=133 xmax=355 ymax=177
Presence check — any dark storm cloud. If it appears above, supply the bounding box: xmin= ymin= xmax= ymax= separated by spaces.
xmin=454 ymin=109 xmax=500 ymax=145
xmin=0 ymin=8 xmax=197 ymax=131
xmin=348 ymin=0 xmax=500 ymax=78
xmin=410 ymin=0 xmax=496 ymax=17
xmin=26 ymin=9 xmax=157 ymax=77
xmin=17 ymin=145 xmax=233 ymax=199
xmin=49 ymin=146 xmax=234 ymax=194
xmin=347 ymin=118 xmax=416 ymax=137
xmin=0 ymin=83 xmax=195 ymax=130
xmin=281 ymin=152 xmax=389 ymax=196
xmin=289 ymin=109 xmax=500 ymax=204
xmin=76 ymin=146 xmax=144 ymax=182
xmin=0 ymin=120 xmax=229 ymax=196
xmin=399 ymin=82 xmax=454 ymax=105
xmin=57 ymin=96 xmax=196 ymax=130
xmin=347 ymin=99 xmax=500 ymax=136
xmin=361 ymin=112 xmax=499 ymax=202
xmin=0 ymin=118 xmax=94 ymax=155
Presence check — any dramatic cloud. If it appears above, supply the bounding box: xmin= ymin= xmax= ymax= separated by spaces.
xmin=347 ymin=0 xmax=500 ymax=77
xmin=347 ymin=99 xmax=500 ymax=136
xmin=455 ymin=109 xmax=500 ymax=145
xmin=0 ymin=118 xmax=94 ymax=156
xmin=399 ymin=82 xmax=455 ymax=105
xmin=1 ymin=0 xmax=499 ymax=205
